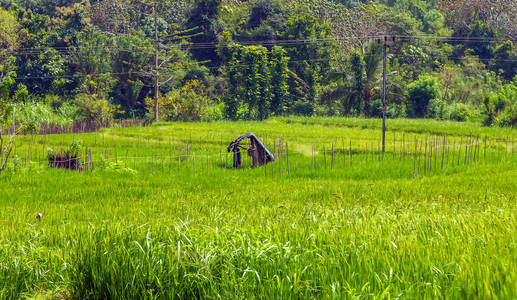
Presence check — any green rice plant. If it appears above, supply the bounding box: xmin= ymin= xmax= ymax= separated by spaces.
xmin=0 ymin=117 xmax=516 ymax=299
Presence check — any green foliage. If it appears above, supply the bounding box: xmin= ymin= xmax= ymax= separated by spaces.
xmin=426 ymin=97 xmax=446 ymax=120
xmin=290 ymin=100 xmax=314 ymax=116
xmin=15 ymin=101 xmax=75 ymax=127
xmin=0 ymin=7 xmax=19 ymax=53
xmin=76 ymin=94 xmax=116 ymax=125
xmin=221 ymin=42 xmax=289 ymax=120
xmin=406 ymin=75 xmax=441 ymax=118
xmin=269 ymin=46 xmax=290 ymax=115
xmin=2 ymin=0 xmax=517 ymax=126
xmin=448 ymin=103 xmax=471 ymax=122
xmin=484 ymin=82 xmax=517 ymax=127
xmin=147 ymin=80 xmax=210 ymax=122
xmin=280 ymin=15 xmax=334 ymax=103
xmin=1 ymin=119 xmax=517 ymax=298
xmin=491 ymin=40 xmax=517 ymax=81
xmin=111 ymin=31 xmax=153 ymax=110
xmin=74 ymin=27 xmax=116 ymax=98
xmin=201 ymin=103 xmax=224 ymax=122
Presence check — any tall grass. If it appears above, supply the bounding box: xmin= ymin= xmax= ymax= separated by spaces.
xmin=0 ymin=117 xmax=516 ymax=299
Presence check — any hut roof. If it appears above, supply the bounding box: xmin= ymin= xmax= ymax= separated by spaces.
xmin=227 ymin=133 xmax=275 ymax=161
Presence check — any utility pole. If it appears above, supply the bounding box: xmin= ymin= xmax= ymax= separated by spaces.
xmin=377 ymin=35 xmax=395 ymax=154
xmin=382 ymin=37 xmax=387 ymax=154
xmin=153 ymin=5 xmax=159 ymax=121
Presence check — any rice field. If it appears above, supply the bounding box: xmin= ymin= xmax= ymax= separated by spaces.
xmin=0 ymin=117 xmax=516 ymax=299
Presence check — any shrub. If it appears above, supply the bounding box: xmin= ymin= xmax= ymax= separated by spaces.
xmin=483 ymin=82 xmax=517 ymax=127
xmin=148 ymin=80 xmax=210 ymax=122
xmin=76 ymin=94 xmax=116 ymax=125
xmin=495 ymin=101 xmax=517 ymax=127
xmin=449 ymin=103 xmax=472 ymax=122
xmin=406 ymin=75 xmax=441 ymax=118
xmin=371 ymin=99 xmax=406 ymax=118
xmin=314 ymin=105 xmax=330 ymax=117
xmin=201 ymin=103 xmax=224 ymax=122
xmin=426 ymin=98 xmax=447 ymax=120
xmin=290 ymin=101 xmax=314 ymax=116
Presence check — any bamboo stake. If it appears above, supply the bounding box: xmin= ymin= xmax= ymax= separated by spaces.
xmin=413 ymin=138 xmax=417 ymax=178
xmin=349 ymin=140 xmax=352 ymax=167
xmin=312 ymin=145 xmax=315 ymax=173
xmin=418 ymin=140 xmax=422 ymax=177
xmin=323 ymin=144 xmax=327 ymax=170
xmin=452 ymin=136 xmax=456 ymax=167
xmin=285 ymin=142 xmax=291 ymax=175
xmin=331 ymin=143 xmax=334 ymax=170
xmin=342 ymin=138 xmax=346 ymax=167
xmin=424 ymin=138 xmax=428 ymax=176
xmin=484 ymin=136 xmax=487 ymax=161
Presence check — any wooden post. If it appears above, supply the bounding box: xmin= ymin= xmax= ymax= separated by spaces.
xmin=506 ymin=136 xmax=509 ymax=159
xmin=312 ymin=145 xmax=314 ymax=173
xmin=441 ymin=135 xmax=445 ymax=169
xmin=458 ymin=137 xmax=462 ymax=166
xmin=402 ymin=134 xmax=405 ymax=160
xmin=349 ymin=140 xmax=352 ymax=167
xmin=393 ymin=134 xmax=396 ymax=160
xmin=413 ymin=138 xmax=417 ymax=178
xmin=464 ymin=139 xmax=468 ymax=165
xmin=357 ymin=144 xmax=360 ymax=166
xmin=452 ymin=136 xmax=456 ymax=167
xmin=331 ymin=143 xmax=334 ymax=170
xmin=264 ymin=152 xmax=267 ymax=177
xmin=287 ymin=142 xmax=290 ymax=175
xmin=323 ymin=144 xmax=326 ymax=170
xmin=417 ymin=140 xmax=422 ymax=177
xmin=424 ymin=138 xmax=428 ymax=176
xmin=484 ymin=136 xmax=487 ymax=161
xmin=364 ymin=143 xmax=369 ymax=164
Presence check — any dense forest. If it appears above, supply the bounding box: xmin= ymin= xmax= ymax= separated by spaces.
xmin=0 ymin=0 xmax=516 ymax=127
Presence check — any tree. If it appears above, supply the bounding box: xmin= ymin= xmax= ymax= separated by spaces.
xmin=111 ymin=30 xmax=153 ymax=112
xmin=362 ymin=42 xmax=383 ymax=117
xmin=185 ymin=0 xmax=222 ymax=68
xmin=269 ymin=46 xmax=290 ymax=115
xmin=240 ymin=46 xmax=271 ymax=120
xmin=406 ymin=75 xmax=441 ymax=118
xmin=491 ymin=41 xmax=517 ymax=81
xmin=280 ymin=15 xmax=334 ymax=104
xmin=13 ymin=9 xmax=68 ymax=96
xmin=74 ymin=27 xmax=116 ymax=98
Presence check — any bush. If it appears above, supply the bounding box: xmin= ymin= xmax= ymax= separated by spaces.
xmin=483 ymin=82 xmax=517 ymax=127
xmin=76 ymin=94 xmax=116 ymax=125
xmin=201 ymin=103 xmax=224 ymax=122
xmin=370 ymin=99 xmax=406 ymax=118
xmin=15 ymin=102 xmax=75 ymax=127
xmin=290 ymin=101 xmax=314 ymax=116
xmin=314 ymin=105 xmax=330 ymax=117
xmin=449 ymin=103 xmax=472 ymax=122
xmin=406 ymin=75 xmax=441 ymax=118
xmin=426 ymin=98 xmax=447 ymax=120
xmin=148 ymin=80 xmax=210 ymax=122
xmin=495 ymin=102 xmax=517 ymax=127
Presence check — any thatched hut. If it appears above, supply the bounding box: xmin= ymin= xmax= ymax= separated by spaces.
xmin=227 ymin=133 xmax=274 ymax=168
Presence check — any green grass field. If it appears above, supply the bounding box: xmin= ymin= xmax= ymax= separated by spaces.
xmin=1 ymin=117 xmax=516 ymax=299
